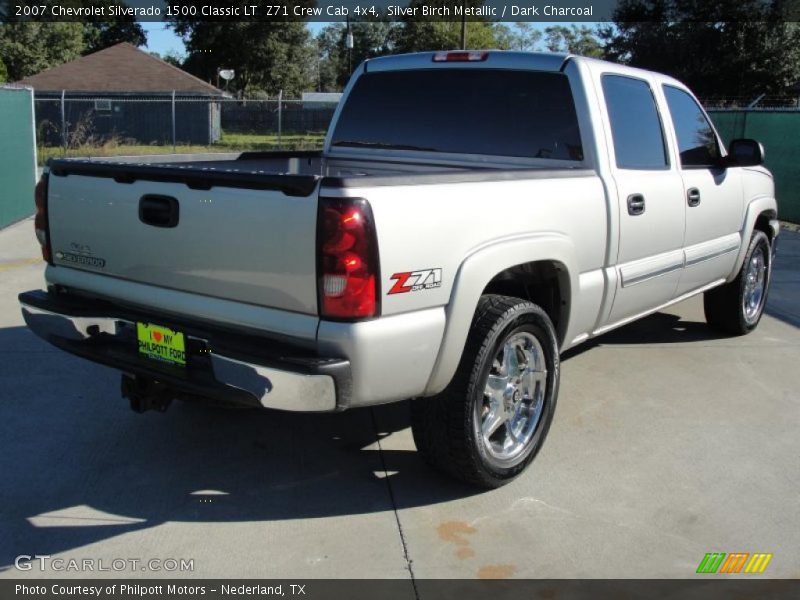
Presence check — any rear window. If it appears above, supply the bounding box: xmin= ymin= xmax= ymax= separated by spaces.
xmin=601 ymin=74 xmax=669 ymax=170
xmin=330 ymin=69 xmax=583 ymax=160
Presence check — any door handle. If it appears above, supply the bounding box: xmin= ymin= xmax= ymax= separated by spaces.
xmin=627 ymin=193 xmax=645 ymax=216
xmin=687 ymin=187 xmax=701 ymax=207
xmin=139 ymin=195 xmax=179 ymax=228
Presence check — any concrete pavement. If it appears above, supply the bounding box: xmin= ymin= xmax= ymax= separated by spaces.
xmin=1 ymin=217 xmax=798 ymax=580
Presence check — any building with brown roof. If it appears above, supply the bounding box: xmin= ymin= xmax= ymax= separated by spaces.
xmin=18 ymin=42 xmax=224 ymax=95
xmin=18 ymin=43 xmax=224 ymax=146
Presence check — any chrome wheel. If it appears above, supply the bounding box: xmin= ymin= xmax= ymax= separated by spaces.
xmin=479 ymin=331 xmax=547 ymax=463
xmin=743 ymin=245 xmax=767 ymax=324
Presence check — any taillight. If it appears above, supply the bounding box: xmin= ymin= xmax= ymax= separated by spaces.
xmin=317 ymin=198 xmax=379 ymax=320
xmin=34 ymin=173 xmax=51 ymax=263
xmin=432 ymin=51 xmax=488 ymax=62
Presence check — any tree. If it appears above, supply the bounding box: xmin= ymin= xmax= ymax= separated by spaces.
xmin=544 ymin=25 xmax=603 ymax=58
xmin=392 ymin=20 xmax=507 ymax=53
xmin=0 ymin=22 xmax=84 ymax=81
xmin=601 ymin=0 xmax=800 ymax=98
xmin=0 ymin=0 xmax=146 ymax=82
xmin=499 ymin=22 xmax=543 ymax=52
xmin=81 ymin=17 xmax=147 ymax=54
xmin=0 ymin=57 xmax=7 ymax=83
xmin=317 ymin=20 xmax=396 ymax=91
xmin=161 ymin=51 xmax=185 ymax=68
xmin=170 ymin=12 xmax=315 ymax=96
xmin=148 ymin=50 xmax=184 ymax=68
xmin=391 ymin=0 xmax=509 ymax=53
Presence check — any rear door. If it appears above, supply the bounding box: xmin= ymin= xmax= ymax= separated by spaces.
xmin=599 ymin=73 xmax=686 ymax=325
xmin=661 ymin=85 xmax=744 ymax=295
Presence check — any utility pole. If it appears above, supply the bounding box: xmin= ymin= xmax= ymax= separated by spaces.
xmin=277 ymin=89 xmax=283 ymax=149
xmin=316 ymin=39 xmax=321 ymax=92
xmin=460 ymin=0 xmax=467 ymax=49
xmin=346 ymin=15 xmax=354 ymax=75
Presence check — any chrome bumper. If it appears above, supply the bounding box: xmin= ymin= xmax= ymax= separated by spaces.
xmin=19 ymin=292 xmax=348 ymax=412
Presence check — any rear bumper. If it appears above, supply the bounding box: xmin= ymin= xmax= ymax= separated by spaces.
xmin=18 ymin=290 xmax=351 ymax=412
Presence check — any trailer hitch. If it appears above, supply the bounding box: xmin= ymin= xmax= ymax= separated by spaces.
xmin=121 ymin=374 xmax=174 ymax=413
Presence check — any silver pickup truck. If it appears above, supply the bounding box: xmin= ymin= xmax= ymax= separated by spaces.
xmin=20 ymin=51 xmax=779 ymax=487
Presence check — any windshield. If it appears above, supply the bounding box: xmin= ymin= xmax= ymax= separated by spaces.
xmin=330 ymin=68 xmax=583 ymax=160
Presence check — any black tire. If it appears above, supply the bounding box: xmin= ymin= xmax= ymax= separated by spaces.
xmin=411 ymin=294 xmax=560 ymax=488
xmin=704 ymin=230 xmax=771 ymax=335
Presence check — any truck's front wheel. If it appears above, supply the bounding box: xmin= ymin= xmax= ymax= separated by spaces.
xmin=411 ymin=295 xmax=559 ymax=488
xmin=704 ymin=230 xmax=772 ymax=335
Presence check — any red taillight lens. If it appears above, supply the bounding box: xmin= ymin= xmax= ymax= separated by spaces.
xmin=34 ymin=174 xmax=51 ymax=263
xmin=317 ymin=198 xmax=379 ymax=319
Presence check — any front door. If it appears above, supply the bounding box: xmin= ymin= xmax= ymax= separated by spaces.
xmin=599 ymin=74 xmax=687 ymax=326
xmin=661 ymin=85 xmax=745 ymax=295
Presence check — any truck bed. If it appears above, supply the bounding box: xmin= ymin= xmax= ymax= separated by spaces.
xmin=51 ymin=151 xmax=585 ymax=197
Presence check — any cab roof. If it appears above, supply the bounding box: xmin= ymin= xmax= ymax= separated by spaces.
xmin=365 ymin=51 xmax=572 ymax=73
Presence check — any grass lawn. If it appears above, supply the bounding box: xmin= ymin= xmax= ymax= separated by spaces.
xmin=38 ymin=131 xmax=326 ymax=165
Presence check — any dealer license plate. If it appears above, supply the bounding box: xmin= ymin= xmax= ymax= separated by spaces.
xmin=136 ymin=322 xmax=186 ymax=366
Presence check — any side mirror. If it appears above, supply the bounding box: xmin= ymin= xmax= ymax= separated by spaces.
xmin=727 ymin=139 xmax=764 ymax=167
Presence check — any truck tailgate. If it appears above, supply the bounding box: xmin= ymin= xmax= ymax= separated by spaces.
xmin=46 ymin=168 xmax=320 ymax=314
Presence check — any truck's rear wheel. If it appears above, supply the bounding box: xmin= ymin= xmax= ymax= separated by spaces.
xmin=704 ymin=230 xmax=771 ymax=335
xmin=411 ymin=295 xmax=559 ymax=488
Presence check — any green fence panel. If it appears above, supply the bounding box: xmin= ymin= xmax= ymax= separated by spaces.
xmin=0 ymin=86 xmax=37 ymax=229
xmin=708 ymin=109 xmax=800 ymax=224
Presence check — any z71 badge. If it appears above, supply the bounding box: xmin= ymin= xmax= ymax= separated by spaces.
xmin=388 ymin=268 xmax=442 ymax=294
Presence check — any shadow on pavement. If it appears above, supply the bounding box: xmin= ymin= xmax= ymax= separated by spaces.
xmin=561 ymin=312 xmax=731 ymax=362
xmin=765 ymin=229 xmax=800 ymax=328
xmin=591 ymin=312 xmax=725 ymax=346
xmin=3 ymin=230 xmax=797 ymax=569
xmin=563 ymin=231 xmax=800 ymax=359
xmin=0 ymin=325 xmax=478 ymax=571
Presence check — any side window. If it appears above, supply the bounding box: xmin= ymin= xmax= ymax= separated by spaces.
xmin=663 ymin=85 xmax=720 ymax=168
xmin=601 ymin=74 xmax=668 ymax=170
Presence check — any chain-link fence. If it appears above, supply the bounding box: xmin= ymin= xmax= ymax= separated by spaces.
xmin=34 ymin=95 xmax=339 ymax=163
xmin=702 ymin=96 xmax=800 ymax=109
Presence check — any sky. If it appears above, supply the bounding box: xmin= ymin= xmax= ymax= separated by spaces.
xmin=141 ymin=22 xmax=187 ymax=57
xmin=142 ymin=22 xmax=328 ymax=57
xmin=142 ymin=21 xmax=573 ymax=58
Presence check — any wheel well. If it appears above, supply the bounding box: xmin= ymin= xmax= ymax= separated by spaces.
xmin=754 ymin=210 xmax=777 ymax=242
xmin=481 ymin=261 xmax=569 ymax=344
